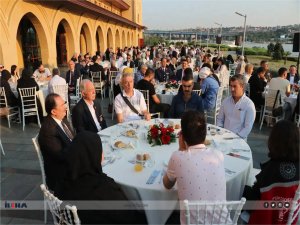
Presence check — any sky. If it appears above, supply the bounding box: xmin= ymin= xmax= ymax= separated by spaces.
xmin=142 ymin=0 xmax=300 ymax=30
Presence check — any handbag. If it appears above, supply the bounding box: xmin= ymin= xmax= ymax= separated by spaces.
xmin=272 ymin=90 xmax=283 ymax=117
xmin=120 ymin=93 xmax=144 ymax=119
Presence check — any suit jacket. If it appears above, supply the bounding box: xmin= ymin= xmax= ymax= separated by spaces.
xmin=175 ymin=69 xmax=184 ymax=81
xmin=286 ymin=73 xmax=299 ymax=84
xmin=72 ymin=98 xmax=107 ymax=133
xmin=155 ymin=67 xmax=174 ymax=82
xmin=65 ymin=69 xmax=80 ymax=94
xmin=38 ymin=116 xmax=73 ymax=191
xmin=90 ymin=63 xmax=105 ymax=80
xmin=123 ymin=61 xmax=135 ymax=68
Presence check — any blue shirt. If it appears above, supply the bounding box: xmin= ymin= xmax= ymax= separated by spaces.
xmin=201 ymin=76 xmax=219 ymax=111
xmin=169 ymin=91 xmax=204 ymax=118
xmin=216 ymin=94 xmax=256 ymax=139
xmin=134 ymin=71 xmax=144 ymax=85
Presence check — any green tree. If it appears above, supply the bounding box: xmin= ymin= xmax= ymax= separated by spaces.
xmin=283 ymin=51 xmax=291 ymax=65
xmin=273 ymin=42 xmax=284 ymax=60
xmin=267 ymin=43 xmax=275 ymax=56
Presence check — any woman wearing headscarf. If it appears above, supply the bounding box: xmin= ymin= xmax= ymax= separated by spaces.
xmin=0 ymin=69 xmax=18 ymax=107
xmin=57 ymin=131 xmax=147 ymax=224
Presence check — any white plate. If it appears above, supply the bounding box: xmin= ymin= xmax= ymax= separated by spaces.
xmin=121 ymin=130 xmax=138 ymax=138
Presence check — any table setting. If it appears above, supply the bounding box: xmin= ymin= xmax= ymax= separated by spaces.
xmin=98 ymin=119 xmax=253 ymax=225
xmin=155 ymin=82 xmax=180 ymax=105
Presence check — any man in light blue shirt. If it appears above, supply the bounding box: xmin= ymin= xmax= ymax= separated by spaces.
xmin=217 ymin=74 xmax=256 ymax=139
xmin=199 ymin=67 xmax=220 ymax=111
xmin=134 ymin=64 xmax=147 ymax=86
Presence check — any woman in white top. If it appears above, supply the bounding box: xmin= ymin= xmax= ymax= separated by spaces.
xmin=163 ymin=111 xmax=227 ymax=225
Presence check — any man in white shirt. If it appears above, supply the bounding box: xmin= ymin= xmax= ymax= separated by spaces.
xmin=72 ymin=79 xmax=107 ymax=133
xmin=269 ymin=67 xmax=292 ymax=119
xmin=114 ymin=68 xmax=151 ymax=123
xmin=48 ymin=68 xmax=67 ymax=93
xmin=33 ymin=63 xmax=51 ymax=81
xmin=217 ymin=74 xmax=256 ymax=139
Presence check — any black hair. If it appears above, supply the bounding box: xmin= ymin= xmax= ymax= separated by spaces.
xmin=278 ymin=67 xmax=288 ymax=77
xmin=181 ymin=111 xmax=207 ymax=146
xmin=145 ymin=68 xmax=155 ymax=77
xmin=45 ymin=93 xmax=60 ymax=115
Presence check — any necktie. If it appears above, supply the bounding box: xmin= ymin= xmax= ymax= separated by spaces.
xmin=62 ymin=122 xmax=74 ymax=140
xmin=69 ymin=71 xmax=73 ymax=85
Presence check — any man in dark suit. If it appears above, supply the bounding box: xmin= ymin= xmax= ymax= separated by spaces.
xmin=38 ymin=93 xmax=74 ymax=192
xmin=123 ymin=54 xmax=135 ymax=68
xmin=65 ymin=60 xmax=80 ymax=95
xmin=90 ymin=55 xmax=105 ymax=81
xmin=155 ymin=58 xmax=174 ymax=82
xmin=72 ymin=80 xmax=107 ymax=133
xmin=286 ymin=65 xmax=299 ymax=84
xmin=248 ymin=67 xmax=267 ymax=108
xmin=175 ymin=58 xmax=189 ymax=81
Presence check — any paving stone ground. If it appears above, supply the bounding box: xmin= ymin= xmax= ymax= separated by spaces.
xmin=0 ymin=97 xmax=271 ymax=224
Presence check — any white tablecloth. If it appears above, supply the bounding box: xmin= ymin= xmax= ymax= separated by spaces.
xmin=285 ymin=93 xmax=297 ymax=113
xmin=155 ymin=83 xmax=178 ymax=105
xmin=99 ymin=119 xmax=252 ymax=225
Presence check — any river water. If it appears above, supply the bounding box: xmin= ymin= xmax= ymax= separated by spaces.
xmin=243 ymin=42 xmax=298 ymax=57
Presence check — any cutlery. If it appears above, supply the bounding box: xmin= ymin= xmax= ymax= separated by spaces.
xmin=223 ymin=137 xmax=240 ymax=140
xmin=146 ymin=170 xmax=160 ymax=184
xmin=225 ymin=168 xmax=236 ymax=175
xmin=158 ymin=170 xmax=164 ymax=184
xmin=231 ymin=148 xmax=250 ymax=152
xmin=102 ymin=157 xmax=116 ymax=167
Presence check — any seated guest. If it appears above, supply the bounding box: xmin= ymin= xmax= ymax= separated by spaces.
xmin=286 ymin=65 xmax=299 ymax=85
xmin=114 ymin=68 xmax=151 ymax=123
xmin=200 ymin=63 xmax=220 ymax=86
xmin=56 ymin=131 xmax=147 ymax=224
xmin=260 ymin=60 xmax=272 ymax=82
xmin=123 ymin=54 xmax=134 ymax=68
xmin=38 ymin=93 xmax=74 ymax=192
xmin=199 ymin=67 xmax=220 ymax=111
xmin=248 ymin=67 xmax=267 ymax=108
xmin=217 ymin=74 xmax=256 ymax=139
xmin=235 ymin=55 xmax=246 ymax=75
xmin=168 ymin=56 xmax=178 ymax=72
xmin=269 ymin=67 xmax=292 ymax=120
xmin=169 ymin=72 xmax=204 ymax=118
xmin=65 ymin=60 xmax=80 ymax=95
xmin=90 ymin=55 xmax=105 ymax=81
xmin=136 ymin=68 xmax=170 ymax=118
xmin=0 ymin=69 xmax=18 ymax=107
xmin=72 ymin=79 xmax=107 ymax=133
xmin=33 ymin=62 xmax=51 ymax=81
xmin=243 ymin=63 xmax=254 ymax=83
xmin=155 ymin=58 xmax=174 ymax=82
xmin=178 ymin=68 xmax=201 ymax=91
xmin=243 ymin=120 xmax=299 ymax=224
xmin=48 ymin=68 xmax=67 ymax=93
xmin=134 ymin=64 xmax=147 ymax=86
xmin=175 ymin=58 xmax=189 ymax=81
xmin=10 ymin=65 xmax=20 ymax=83
xmin=163 ymin=111 xmax=227 ymax=224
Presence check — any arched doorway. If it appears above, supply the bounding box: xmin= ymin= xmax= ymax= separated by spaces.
xmin=127 ymin=32 xmax=130 ymax=46
xmin=115 ymin=30 xmax=121 ymax=49
xmin=96 ymin=26 xmax=104 ymax=52
xmin=107 ymin=28 xmax=113 ymax=49
xmin=122 ymin=31 xmax=126 ymax=48
xmin=17 ymin=16 xmax=42 ymax=71
xmin=80 ymin=23 xmax=92 ymax=54
xmin=56 ymin=23 xmax=67 ymax=66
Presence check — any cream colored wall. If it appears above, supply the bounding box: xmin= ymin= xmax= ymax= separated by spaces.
xmin=0 ymin=0 xmax=143 ymax=70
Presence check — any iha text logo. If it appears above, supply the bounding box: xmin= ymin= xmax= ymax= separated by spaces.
xmin=4 ymin=201 xmax=27 ymax=209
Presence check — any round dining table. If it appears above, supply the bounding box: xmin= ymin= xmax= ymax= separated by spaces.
xmin=155 ymin=83 xmax=178 ymax=105
xmin=98 ymin=119 xmax=253 ymax=225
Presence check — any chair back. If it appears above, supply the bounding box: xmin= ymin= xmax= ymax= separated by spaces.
xmin=192 ymin=89 xmax=202 ymax=96
xmin=18 ymin=87 xmax=38 ymax=111
xmin=40 ymin=184 xmax=81 ymax=225
xmin=109 ymin=71 xmax=118 ymax=88
xmin=229 ymin=64 xmax=236 ymax=77
xmin=245 ymin=83 xmax=250 ymax=97
xmin=287 ymin=184 xmax=300 ymax=225
xmin=137 ymin=89 xmax=150 ymax=112
xmin=184 ymin=197 xmax=246 ymax=225
xmin=0 ymin=87 xmax=8 ymax=108
xmin=215 ymin=87 xmax=224 ymax=114
xmin=91 ymin=71 xmax=102 ymax=86
xmin=32 ymin=134 xmax=46 ymax=185
xmin=53 ymin=84 xmax=68 ymax=102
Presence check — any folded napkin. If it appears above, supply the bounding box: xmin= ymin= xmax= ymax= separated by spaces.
xmin=146 ymin=170 xmax=160 ymax=184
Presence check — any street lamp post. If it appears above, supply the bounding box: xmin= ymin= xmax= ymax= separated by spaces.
xmin=215 ymin=22 xmax=222 ymax=54
xmin=235 ymin=11 xmax=247 ymax=56
xmin=206 ymin=28 xmax=210 ymax=48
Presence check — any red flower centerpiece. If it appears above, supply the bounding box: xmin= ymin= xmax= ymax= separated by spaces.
xmin=147 ymin=123 xmax=176 ymax=146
